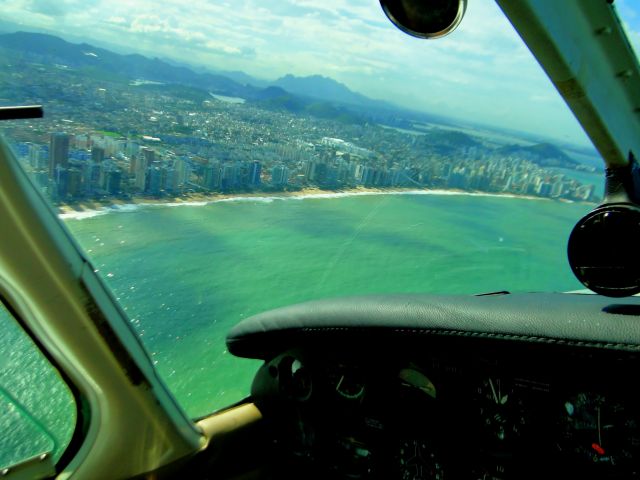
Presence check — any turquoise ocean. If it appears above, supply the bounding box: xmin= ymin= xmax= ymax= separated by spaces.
xmin=1 ymin=191 xmax=593 ymax=467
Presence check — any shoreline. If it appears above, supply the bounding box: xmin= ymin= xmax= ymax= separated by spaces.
xmin=57 ymin=186 xmax=588 ymax=220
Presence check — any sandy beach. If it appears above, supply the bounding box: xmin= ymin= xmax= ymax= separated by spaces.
xmin=57 ymin=186 xmax=358 ymax=214
xmin=56 ymin=186 xmax=565 ymax=220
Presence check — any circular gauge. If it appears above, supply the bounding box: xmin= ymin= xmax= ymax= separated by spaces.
xmin=476 ymin=377 xmax=527 ymax=445
xmin=398 ymin=439 xmax=444 ymax=480
xmin=335 ymin=372 xmax=366 ymax=401
xmin=557 ymin=392 xmax=640 ymax=474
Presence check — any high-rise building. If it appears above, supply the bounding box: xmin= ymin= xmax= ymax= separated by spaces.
xmin=271 ymin=164 xmax=289 ymax=186
xmin=67 ymin=168 xmax=83 ymax=197
xmin=55 ymin=165 xmax=69 ymax=198
xmin=249 ymin=160 xmax=262 ymax=186
xmin=324 ymin=166 xmax=338 ymax=186
xmin=49 ymin=133 xmax=70 ymax=178
xmin=105 ymin=169 xmax=122 ymax=195
xmin=360 ymin=166 xmax=375 ymax=186
xmin=133 ymin=147 xmax=157 ymax=192
xmin=129 ymin=156 xmax=138 ymax=176
xmin=164 ymin=167 xmax=179 ymax=194
xmin=204 ymin=161 xmax=221 ymax=191
xmin=175 ymin=158 xmax=191 ymax=188
xmin=83 ymin=161 xmax=100 ymax=194
xmin=147 ymin=166 xmax=162 ymax=196
xmin=537 ymin=182 xmax=552 ymax=197
xmin=91 ymin=146 xmax=105 ymax=163
xmin=551 ymin=181 xmax=564 ymax=198
xmin=98 ymin=160 xmax=116 ymax=191
xmin=576 ymin=183 xmax=596 ymax=202
xmin=221 ymin=163 xmax=238 ymax=191
xmin=337 ymin=162 xmax=351 ymax=185
xmin=373 ymin=168 xmax=389 ymax=187
xmin=142 ymin=147 xmax=156 ymax=164
xmin=236 ymin=162 xmax=246 ymax=187
xmin=504 ymin=175 xmax=514 ymax=192
xmin=308 ymin=161 xmax=327 ymax=184
xmin=134 ymin=164 xmax=147 ymax=191
xmin=304 ymin=160 xmax=314 ymax=179
xmin=441 ymin=162 xmax=452 ymax=179
xmin=28 ymin=144 xmax=46 ymax=169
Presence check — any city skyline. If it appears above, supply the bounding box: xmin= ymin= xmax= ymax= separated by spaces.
xmin=10 ymin=112 xmax=600 ymax=205
xmin=2 ymin=0 xmax=639 ymax=147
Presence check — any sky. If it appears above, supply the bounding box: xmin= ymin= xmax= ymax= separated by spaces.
xmin=1 ymin=0 xmax=640 ymax=148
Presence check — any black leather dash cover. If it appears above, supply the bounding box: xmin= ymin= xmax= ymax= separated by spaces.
xmin=226 ymin=293 xmax=640 ymax=359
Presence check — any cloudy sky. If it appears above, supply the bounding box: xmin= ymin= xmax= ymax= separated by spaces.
xmin=2 ymin=0 xmax=639 ymax=147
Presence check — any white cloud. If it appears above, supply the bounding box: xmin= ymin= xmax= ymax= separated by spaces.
xmin=106 ymin=16 xmax=127 ymax=25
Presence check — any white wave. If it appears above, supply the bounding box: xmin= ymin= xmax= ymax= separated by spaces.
xmin=213 ymin=196 xmax=275 ymax=204
xmin=59 ymin=189 xmax=548 ymax=221
xmin=160 ymin=201 xmax=210 ymax=207
xmin=59 ymin=202 xmax=143 ymax=220
xmin=290 ymin=192 xmax=375 ymax=200
xmin=389 ymin=189 xmax=544 ymax=201
xmin=227 ymin=189 xmax=546 ymax=202
xmin=108 ymin=204 xmax=143 ymax=213
xmin=58 ymin=209 xmax=109 ymax=220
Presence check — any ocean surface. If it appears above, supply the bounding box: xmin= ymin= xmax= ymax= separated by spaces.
xmin=0 ymin=191 xmax=593 ymax=468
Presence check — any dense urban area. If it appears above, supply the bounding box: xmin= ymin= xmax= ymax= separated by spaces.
xmin=1 ymin=32 xmax=600 ymax=206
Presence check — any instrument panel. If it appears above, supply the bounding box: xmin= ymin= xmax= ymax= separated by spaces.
xmin=251 ymin=342 xmax=640 ymax=479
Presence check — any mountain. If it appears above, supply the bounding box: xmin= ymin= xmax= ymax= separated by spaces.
xmin=498 ymin=142 xmax=578 ymax=168
xmin=253 ymin=86 xmax=292 ymax=101
xmin=249 ymin=86 xmax=366 ymax=124
xmin=0 ymin=31 xmax=256 ymax=98
xmin=0 ymin=31 xmax=389 ymax=120
xmin=161 ymin=56 xmax=270 ymax=88
xmin=272 ymin=74 xmax=391 ymax=110
xmin=215 ymin=70 xmax=269 ymax=87
xmin=0 ymin=31 xmax=371 ymax=125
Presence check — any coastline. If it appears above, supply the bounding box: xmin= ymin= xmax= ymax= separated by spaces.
xmin=57 ymin=186 xmax=580 ymax=221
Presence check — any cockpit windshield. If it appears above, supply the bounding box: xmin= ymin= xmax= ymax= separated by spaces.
xmin=0 ymin=0 xmax=635 ymax=427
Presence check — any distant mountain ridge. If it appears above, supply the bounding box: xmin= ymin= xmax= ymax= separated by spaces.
xmin=271 ymin=74 xmax=391 ymax=110
xmin=0 ymin=31 xmax=388 ymax=125
xmin=0 ymin=31 xmax=387 ymax=109
xmin=0 ymin=31 xmax=254 ymax=98
xmin=250 ymin=86 xmax=367 ymax=124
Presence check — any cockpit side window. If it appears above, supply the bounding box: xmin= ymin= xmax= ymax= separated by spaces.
xmin=0 ymin=299 xmax=76 ymax=473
